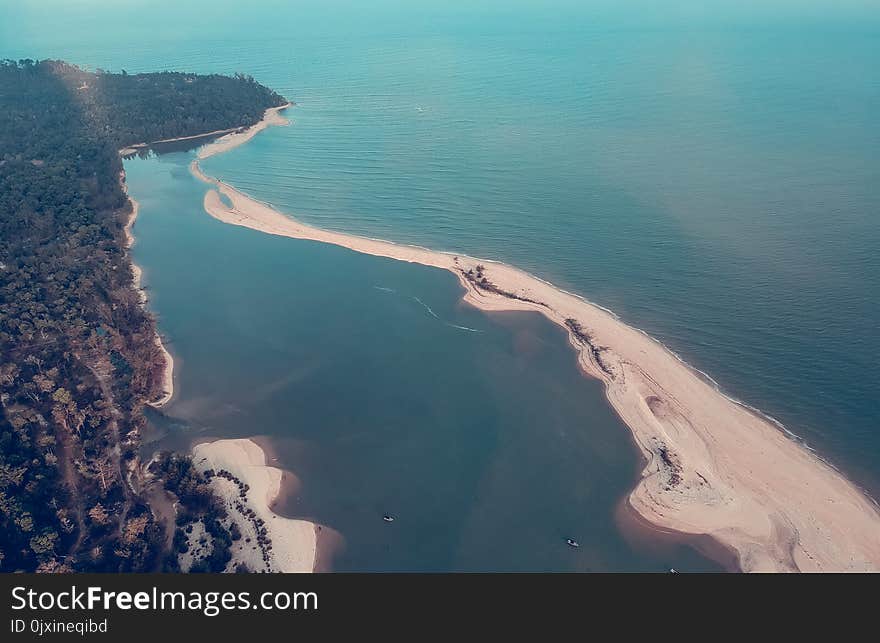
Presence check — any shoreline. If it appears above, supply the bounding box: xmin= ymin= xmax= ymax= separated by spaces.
xmin=614 ymin=491 xmax=740 ymax=573
xmin=188 ymin=103 xmax=880 ymax=572
xmin=191 ymin=438 xmax=318 ymax=573
xmin=116 ymin=103 xmax=293 ymax=406
xmin=119 ymin=126 xmax=243 ymax=157
xmin=120 ymin=172 xmax=175 ymax=408
xmin=196 ymin=103 xmax=291 ymax=159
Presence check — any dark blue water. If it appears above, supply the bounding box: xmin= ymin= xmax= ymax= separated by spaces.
xmin=197 ymin=21 xmax=880 ymax=494
xmin=5 ymin=0 xmax=878 ymax=562
xmin=6 ymin=1 xmax=874 ymax=491
xmin=125 ymin=150 xmax=721 ymax=571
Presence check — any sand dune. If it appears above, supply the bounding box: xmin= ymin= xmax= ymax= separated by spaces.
xmin=189 ymin=104 xmax=880 ymax=572
xmin=192 ymin=438 xmax=317 ymax=573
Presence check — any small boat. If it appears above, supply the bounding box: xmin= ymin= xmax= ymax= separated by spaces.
xmin=669 ymin=568 xmax=678 ymax=574
xmin=383 ymin=515 xmax=395 ymax=523
xmin=566 ymin=538 xmax=580 ymax=548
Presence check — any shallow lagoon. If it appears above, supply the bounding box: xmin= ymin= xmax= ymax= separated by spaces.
xmin=126 ymin=151 xmax=721 ymax=571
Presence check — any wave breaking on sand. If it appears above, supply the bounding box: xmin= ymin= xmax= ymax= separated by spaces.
xmin=189 ymin=104 xmax=880 ymax=572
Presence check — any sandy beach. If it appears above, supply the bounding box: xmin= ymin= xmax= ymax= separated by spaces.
xmin=187 ymin=103 xmax=880 ymax=572
xmin=120 ymin=172 xmax=175 ymax=408
xmin=197 ymin=103 xmax=291 ymax=159
xmin=117 ymin=104 xmax=290 ymax=408
xmin=192 ymin=438 xmax=317 ymax=573
xmin=118 ymin=125 xmax=243 ymax=157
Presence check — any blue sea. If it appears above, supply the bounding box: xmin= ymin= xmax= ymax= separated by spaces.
xmin=121 ymin=148 xmax=722 ymax=571
xmin=4 ymin=1 xmax=878 ymax=568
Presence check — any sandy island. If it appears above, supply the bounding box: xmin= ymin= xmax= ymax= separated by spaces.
xmin=186 ymin=103 xmax=880 ymax=572
xmin=191 ymin=438 xmax=317 ymax=573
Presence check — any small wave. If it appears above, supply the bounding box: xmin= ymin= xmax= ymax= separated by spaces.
xmin=412 ymin=296 xmax=440 ymax=319
xmin=374 ymin=289 xmax=481 ymax=332
xmin=446 ymin=323 xmax=483 ymax=333
xmin=497 ymin=259 xmax=822 ymax=448
xmin=412 ymin=296 xmax=482 ymax=333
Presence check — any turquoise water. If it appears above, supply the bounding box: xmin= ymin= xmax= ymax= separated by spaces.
xmin=5 ymin=1 xmax=879 ymax=563
xmin=5 ymin=1 xmax=876 ymax=491
xmin=124 ymin=151 xmax=719 ymax=571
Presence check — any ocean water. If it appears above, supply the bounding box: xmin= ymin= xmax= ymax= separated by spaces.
xmin=6 ymin=1 xmax=877 ymax=490
xmin=123 ymin=151 xmax=720 ymax=571
xmin=4 ymin=1 xmax=879 ymax=562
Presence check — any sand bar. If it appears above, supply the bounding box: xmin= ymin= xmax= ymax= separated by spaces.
xmin=117 ymin=103 xmax=292 ymax=406
xmin=119 ymin=125 xmax=243 ymax=156
xmin=192 ymin=438 xmax=317 ymax=573
xmin=187 ymin=103 xmax=880 ymax=572
xmin=197 ymin=103 xmax=291 ymax=159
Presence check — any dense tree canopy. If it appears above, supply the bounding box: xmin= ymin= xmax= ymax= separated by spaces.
xmin=0 ymin=59 xmax=286 ymax=572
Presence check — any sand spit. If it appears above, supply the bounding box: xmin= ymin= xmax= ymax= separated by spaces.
xmin=197 ymin=103 xmax=291 ymax=160
xmin=118 ymin=104 xmax=290 ymax=405
xmin=119 ymin=126 xmax=242 ymax=157
xmin=182 ymin=102 xmax=880 ymax=572
xmin=120 ymin=172 xmax=174 ymax=408
xmin=192 ymin=438 xmax=317 ymax=573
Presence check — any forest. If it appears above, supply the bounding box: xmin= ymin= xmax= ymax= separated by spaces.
xmin=0 ymin=59 xmax=286 ymax=572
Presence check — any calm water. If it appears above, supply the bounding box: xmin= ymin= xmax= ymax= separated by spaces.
xmin=4 ymin=1 xmax=879 ymax=564
xmin=124 ymin=151 xmax=718 ymax=571
xmin=4 ymin=1 xmax=876 ymax=491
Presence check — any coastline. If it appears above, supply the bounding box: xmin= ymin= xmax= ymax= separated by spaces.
xmin=196 ymin=103 xmax=291 ymax=159
xmin=191 ymin=438 xmax=318 ymax=573
xmin=116 ymin=103 xmax=293 ymax=407
xmin=188 ymin=103 xmax=880 ymax=572
xmin=120 ymin=172 xmax=175 ymax=408
xmin=119 ymin=125 xmax=244 ymax=157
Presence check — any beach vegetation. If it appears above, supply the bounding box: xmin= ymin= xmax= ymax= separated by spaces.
xmin=0 ymin=59 xmax=286 ymax=572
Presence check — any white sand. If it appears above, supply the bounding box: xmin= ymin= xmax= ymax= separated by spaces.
xmin=197 ymin=103 xmax=291 ymax=159
xmin=192 ymin=438 xmax=317 ymax=573
xmin=183 ymin=103 xmax=880 ymax=572
xmin=119 ymin=126 xmax=244 ymax=157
